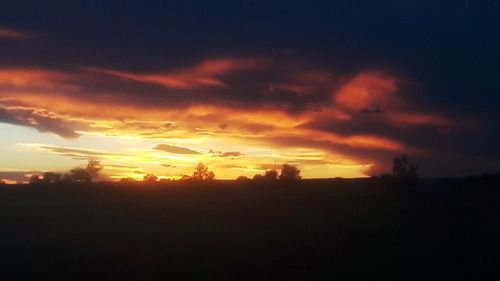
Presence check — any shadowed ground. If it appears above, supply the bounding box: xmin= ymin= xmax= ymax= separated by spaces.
xmin=0 ymin=179 xmax=498 ymax=280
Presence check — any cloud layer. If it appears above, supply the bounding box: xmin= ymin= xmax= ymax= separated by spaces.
xmin=0 ymin=2 xmax=499 ymax=179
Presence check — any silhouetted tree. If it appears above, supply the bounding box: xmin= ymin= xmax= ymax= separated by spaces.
xmin=192 ymin=162 xmax=215 ymax=180
xmin=143 ymin=174 xmax=158 ymax=182
xmin=120 ymin=177 xmax=136 ymax=183
xmin=392 ymin=155 xmax=419 ymax=184
xmin=264 ymin=169 xmax=278 ymax=181
xmin=42 ymin=172 xmax=58 ymax=184
xmin=29 ymin=174 xmax=42 ymax=185
xmin=236 ymin=176 xmax=250 ymax=182
xmin=206 ymin=171 xmax=215 ymax=180
xmin=253 ymin=174 xmax=264 ymax=181
xmin=279 ymin=164 xmax=302 ymax=181
xmin=70 ymin=168 xmax=91 ymax=183
xmin=253 ymin=169 xmax=278 ymax=182
xmin=86 ymin=160 xmax=103 ymax=179
xmin=62 ymin=174 xmax=74 ymax=183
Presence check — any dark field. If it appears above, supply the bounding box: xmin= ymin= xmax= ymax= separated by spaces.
xmin=1 ymin=179 xmax=499 ymax=281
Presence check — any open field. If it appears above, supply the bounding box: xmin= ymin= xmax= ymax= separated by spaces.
xmin=1 ymin=179 xmax=499 ymax=280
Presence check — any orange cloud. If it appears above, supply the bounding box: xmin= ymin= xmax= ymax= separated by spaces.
xmin=387 ymin=112 xmax=451 ymax=126
xmin=0 ymin=68 xmax=68 ymax=88
xmin=282 ymin=129 xmax=404 ymax=151
xmin=85 ymin=58 xmax=264 ymax=89
xmin=154 ymin=144 xmax=200 ymax=155
xmin=0 ymin=62 xmax=466 ymax=178
xmin=268 ymin=83 xmax=315 ymax=96
xmin=333 ymin=72 xmax=398 ymax=111
xmin=17 ymin=144 xmax=124 ymax=160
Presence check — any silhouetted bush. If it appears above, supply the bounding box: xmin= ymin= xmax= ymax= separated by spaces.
xmin=120 ymin=177 xmax=136 ymax=183
xmin=42 ymin=172 xmax=61 ymax=184
xmin=61 ymin=174 xmax=74 ymax=183
xmin=264 ymin=170 xmax=278 ymax=181
xmin=143 ymin=174 xmax=158 ymax=182
xmin=392 ymin=155 xmax=419 ymax=186
xmin=253 ymin=174 xmax=264 ymax=181
xmin=236 ymin=176 xmax=250 ymax=182
xmin=29 ymin=175 xmax=42 ymax=185
xmin=253 ymin=168 xmax=279 ymax=182
xmin=70 ymin=168 xmax=91 ymax=183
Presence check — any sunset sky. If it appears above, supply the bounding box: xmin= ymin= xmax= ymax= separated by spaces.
xmin=1 ymin=1 xmax=499 ymax=182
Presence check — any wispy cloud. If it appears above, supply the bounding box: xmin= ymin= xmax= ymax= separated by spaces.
xmin=17 ymin=144 xmax=124 ymax=160
xmin=154 ymin=144 xmax=200 ymax=155
xmin=85 ymin=58 xmax=264 ymax=89
xmin=209 ymin=150 xmax=244 ymax=158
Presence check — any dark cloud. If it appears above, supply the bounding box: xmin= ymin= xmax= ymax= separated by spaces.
xmin=104 ymin=164 xmax=139 ymax=170
xmin=0 ymin=107 xmax=81 ymax=139
xmin=28 ymin=114 xmax=80 ymax=139
xmin=209 ymin=149 xmax=244 ymax=158
xmin=0 ymin=107 xmax=22 ymax=125
xmin=154 ymin=144 xmax=200 ymax=155
xmin=359 ymin=106 xmax=384 ymax=114
xmin=219 ymin=152 xmax=244 ymax=158
xmin=30 ymin=145 xmax=122 ymax=160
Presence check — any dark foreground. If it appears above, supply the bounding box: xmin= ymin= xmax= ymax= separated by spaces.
xmin=0 ymin=179 xmax=499 ymax=281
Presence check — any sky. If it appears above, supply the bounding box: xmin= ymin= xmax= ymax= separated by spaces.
xmin=1 ymin=1 xmax=499 ymax=182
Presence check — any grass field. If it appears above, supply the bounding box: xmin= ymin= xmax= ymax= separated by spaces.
xmin=0 ymin=179 xmax=498 ymax=280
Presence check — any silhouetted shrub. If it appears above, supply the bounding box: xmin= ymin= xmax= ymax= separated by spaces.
xmin=253 ymin=174 xmax=264 ymax=181
xmin=61 ymin=174 xmax=74 ymax=183
xmin=120 ymin=177 xmax=136 ymax=183
xmin=392 ymin=155 xmax=419 ymax=186
xmin=70 ymin=168 xmax=91 ymax=183
xmin=42 ymin=172 xmax=61 ymax=184
xmin=253 ymin=169 xmax=279 ymax=182
xmin=264 ymin=170 xmax=278 ymax=181
xmin=143 ymin=174 xmax=158 ymax=182
xmin=236 ymin=176 xmax=250 ymax=182
xmin=29 ymin=174 xmax=42 ymax=185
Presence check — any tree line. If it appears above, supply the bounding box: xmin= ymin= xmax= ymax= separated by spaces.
xmin=29 ymin=160 xmax=102 ymax=184
xmin=19 ymin=155 xmax=421 ymax=186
